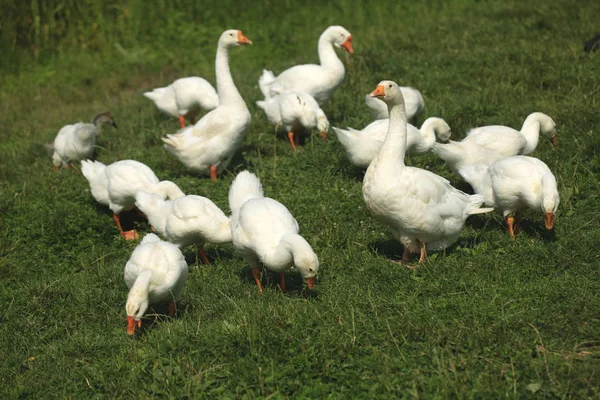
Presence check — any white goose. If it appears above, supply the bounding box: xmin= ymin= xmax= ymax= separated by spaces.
xmin=135 ymin=191 xmax=231 ymax=264
xmin=144 ymin=77 xmax=218 ymax=128
xmin=51 ymin=112 xmax=116 ymax=169
xmin=124 ymin=233 xmax=188 ymax=335
xmin=458 ymin=156 xmax=560 ymax=238
xmin=81 ymin=160 xmax=185 ymax=240
xmin=229 ymin=171 xmax=319 ymax=292
xmin=256 ymin=91 xmax=330 ymax=150
xmin=432 ymin=112 xmax=557 ymax=171
xmin=162 ymin=30 xmax=252 ymax=180
xmin=258 ymin=26 xmax=353 ymax=106
xmin=333 ymin=117 xmax=451 ymax=168
xmin=364 ymin=86 xmax=424 ymax=121
xmin=362 ymin=81 xmax=492 ymax=265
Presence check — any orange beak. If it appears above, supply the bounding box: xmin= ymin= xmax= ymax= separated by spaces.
xmin=341 ymin=35 xmax=354 ymax=54
xmin=370 ymin=85 xmax=385 ymax=98
xmin=545 ymin=212 xmax=554 ymax=230
xmin=306 ymin=276 xmax=316 ymax=289
xmin=237 ymin=31 xmax=252 ymax=45
xmin=550 ymin=136 xmax=557 ymax=147
xmin=320 ymin=131 xmax=327 ymax=141
xmin=127 ymin=316 xmax=141 ymax=336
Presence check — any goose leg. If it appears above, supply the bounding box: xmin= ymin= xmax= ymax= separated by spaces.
xmin=320 ymin=131 xmax=327 ymax=141
xmin=506 ymin=215 xmax=516 ymax=239
xmin=197 ymin=245 xmax=210 ymax=265
xmin=278 ymin=272 xmax=287 ymax=292
xmin=251 ymin=266 xmax=263 ymax=293
xmin=178 ymin=116 xmax=186 ymax=129
xmin=287 ymin=132 xmax=297 ymax=151
xmin=113 ymin=213 xmax=139 ymax=240
xmin=418 ymin=241 xmax=427 ymax=263
xmin=210 ymin=165 xmax=217 ymax=181
xmin=168 ymin=301 xmax=176 ymax=318
xmin=513 ymin=212 xmax=522 ymax=235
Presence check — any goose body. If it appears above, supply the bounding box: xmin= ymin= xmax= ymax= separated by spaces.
xmin=458 ymin=156 xmax=560 ymax=237
xmin=333 ymin=117 xmax=451 ymax=168
xmin=362 ymin=81 xmax=492 ymax=264
xmin=81 ymin=159 xmax=184 ymax=239
xmin=124 ymin=233 xmax=188 ymax=335
xmin=256 ymin=92 xmax=330 ymax=149
xmin=135 ymin=191 xmax=231 ymax=263
xmin=162 ymin=30 xmax=252 ymax=180
xmin=51 ymin=112 xmax=116 ymax=168
xmin=258 ymin=26 xmax=353 ymax=106
xmin=364 ymin=86 xmax=424 ymax=121
xmin=229 ymin=171 xmax=318 ymax=291
xmin=144 ymin=77 xmax=218 ymax=128
xmin=432 ymin=112 xmax=557 ymax=171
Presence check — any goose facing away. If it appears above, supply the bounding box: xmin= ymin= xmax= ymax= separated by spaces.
xmin=458 ymin=156 xmax=560 ymax=238
xmin=162 ymin=30 xmax=252 ymax=180
xmin=362 ymin=81 xmax=493 ymax=266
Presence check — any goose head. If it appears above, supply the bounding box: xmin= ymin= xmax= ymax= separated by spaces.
xmin=370 ymin=80 xmax=405 ymax=107
xmin=295 ymin=251 xmax=320 ymax=289
xmin=220 ymin=29 xmax=253 ymax=48
xmin=126 ymin=292 xmax=148 ymax=335
xmin=539 ymin=114 xmax=557 ymax=147
xmin=316 ymin=109 xmax=330 ymax=141
xmin=541 ymin=172 xmax=560 ymax=229
xmin=92 ymin=112 xmax=117 ymax=129
xmin=327 ymin=26 xmax=353 ymax=54
xmin=431 ymin=118 xmax=452 ymax=143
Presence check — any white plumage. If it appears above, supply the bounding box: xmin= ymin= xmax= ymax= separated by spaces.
xmin=258 ymin=26 xmax=353 ymax=106
xmin=334 ymin=117 xmax=451 ymax=168
xmin=124 ymin=233 xmax=188 ymax=335
xmin=432 ymin=112 xmax=557 ymax=171
xmin=362 ymin=81 xmax=492 ymax=265
xmin=458 ymin=156 xmax=560 ymax=238
xmin=229 ymin=171 xmax=319 ymax=292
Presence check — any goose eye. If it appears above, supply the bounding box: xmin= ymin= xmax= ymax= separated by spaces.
xmin=230 ymin=33 xmax=234 ymax=37
xmin=389 ymin=84 xmax=392 ymax=88
xmin=309 ymin=268 xmax=314 ymax=273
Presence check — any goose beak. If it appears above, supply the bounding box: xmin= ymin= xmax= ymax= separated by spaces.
xmin=237 ymin=31 xmax=253 ymax=45
xmin=306 ymin=276 xmax=316 ymax=289
xmin=127 ymin=316 xmax=141 ymax=335
xmin=550 ymin=135 xmax=557 ymax=147
xmin=320 ymin=131 xmax=327 ymax=141
xmin=370 ymin=85 xmax=385 ymax=98
xmin=341 ymin=35 xmax=354 ymax=54
xmin=545 ymin=213 xmax=554 ymax=230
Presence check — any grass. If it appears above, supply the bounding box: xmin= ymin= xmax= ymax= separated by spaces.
xmin=1 ymin=0 xmax=600 ymax=397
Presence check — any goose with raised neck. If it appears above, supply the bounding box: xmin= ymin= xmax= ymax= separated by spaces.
xmin=162 ymin=29 xmax=252 ymax=180
xmin=257 ymin=26 xmax=353 ymax=106
xmin=363 ymin=81 xmax=492 ymax=267
xmin=432 ymin=112 xmax=557 ymax=171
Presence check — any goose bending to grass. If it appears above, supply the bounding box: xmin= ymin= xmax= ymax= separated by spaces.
xmin=51 ymin=112 xmax=116 ymax=170
xmin=81 ymin=160 xmax=184 ymax=240
xmin=144 ymin=77 xmax=218 ymax=129
xmin=256 ymin=92 xmax=330 ymax=150
xmin=458 ymin=156 xmax=560 ymax=238
xmin=364 ymin=86 xmax=424 ymax=121
xmin=258 ymin=26 xmax=353 ymax=106
xmin=162 ymin=30 xmax=252 ymax=180
xmin=125 ymin=233 xmax=188 ymax=335
xmin=333 ymin=117 xmax=451 ymax=168
xmin=135 ymin=191 xmax=231 ymax=264
xmin=229 ymin=171 xmax=318 ymax=292
xmin=362 ymin=81 xmax=493 ymax=266
xmin=432 ymin=112 xmax=557 ymax=171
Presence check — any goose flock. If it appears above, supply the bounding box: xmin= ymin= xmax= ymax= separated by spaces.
xmin=49 ymin=26 xmax=560 ymax=335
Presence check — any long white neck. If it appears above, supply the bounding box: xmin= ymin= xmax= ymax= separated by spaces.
xmin=419 ymin=118 xmax=438 ymax=151
xmin=374 ymin=101 xmax=408 ymax=166
xmin=318 ymin=32 xmax=344 ymax=74
xmin=152 ymin=181 xmax=185 ymax=200
xmin=129 ymin=270 xmax=153 ymax=300
xmin=215 ymin=43 xmax=244 ymax=106
xmin=264 ymin=233 xmax=312 ymax=269
xmin=520 ymin=114 xmax=542 ymax=155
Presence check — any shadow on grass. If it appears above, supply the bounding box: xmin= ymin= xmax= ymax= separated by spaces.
xmin=129 ymin=302 xmax=188 ymax=338
xmin=238 ymin=265 xmax=318 ymax=298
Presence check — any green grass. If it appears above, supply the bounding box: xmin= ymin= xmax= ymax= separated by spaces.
xmin=1 ymin=0 xmax=600 ymax=397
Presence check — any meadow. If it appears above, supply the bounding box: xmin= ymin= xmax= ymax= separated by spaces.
xmin=1 ymin=0 xmax=599 ymax=397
